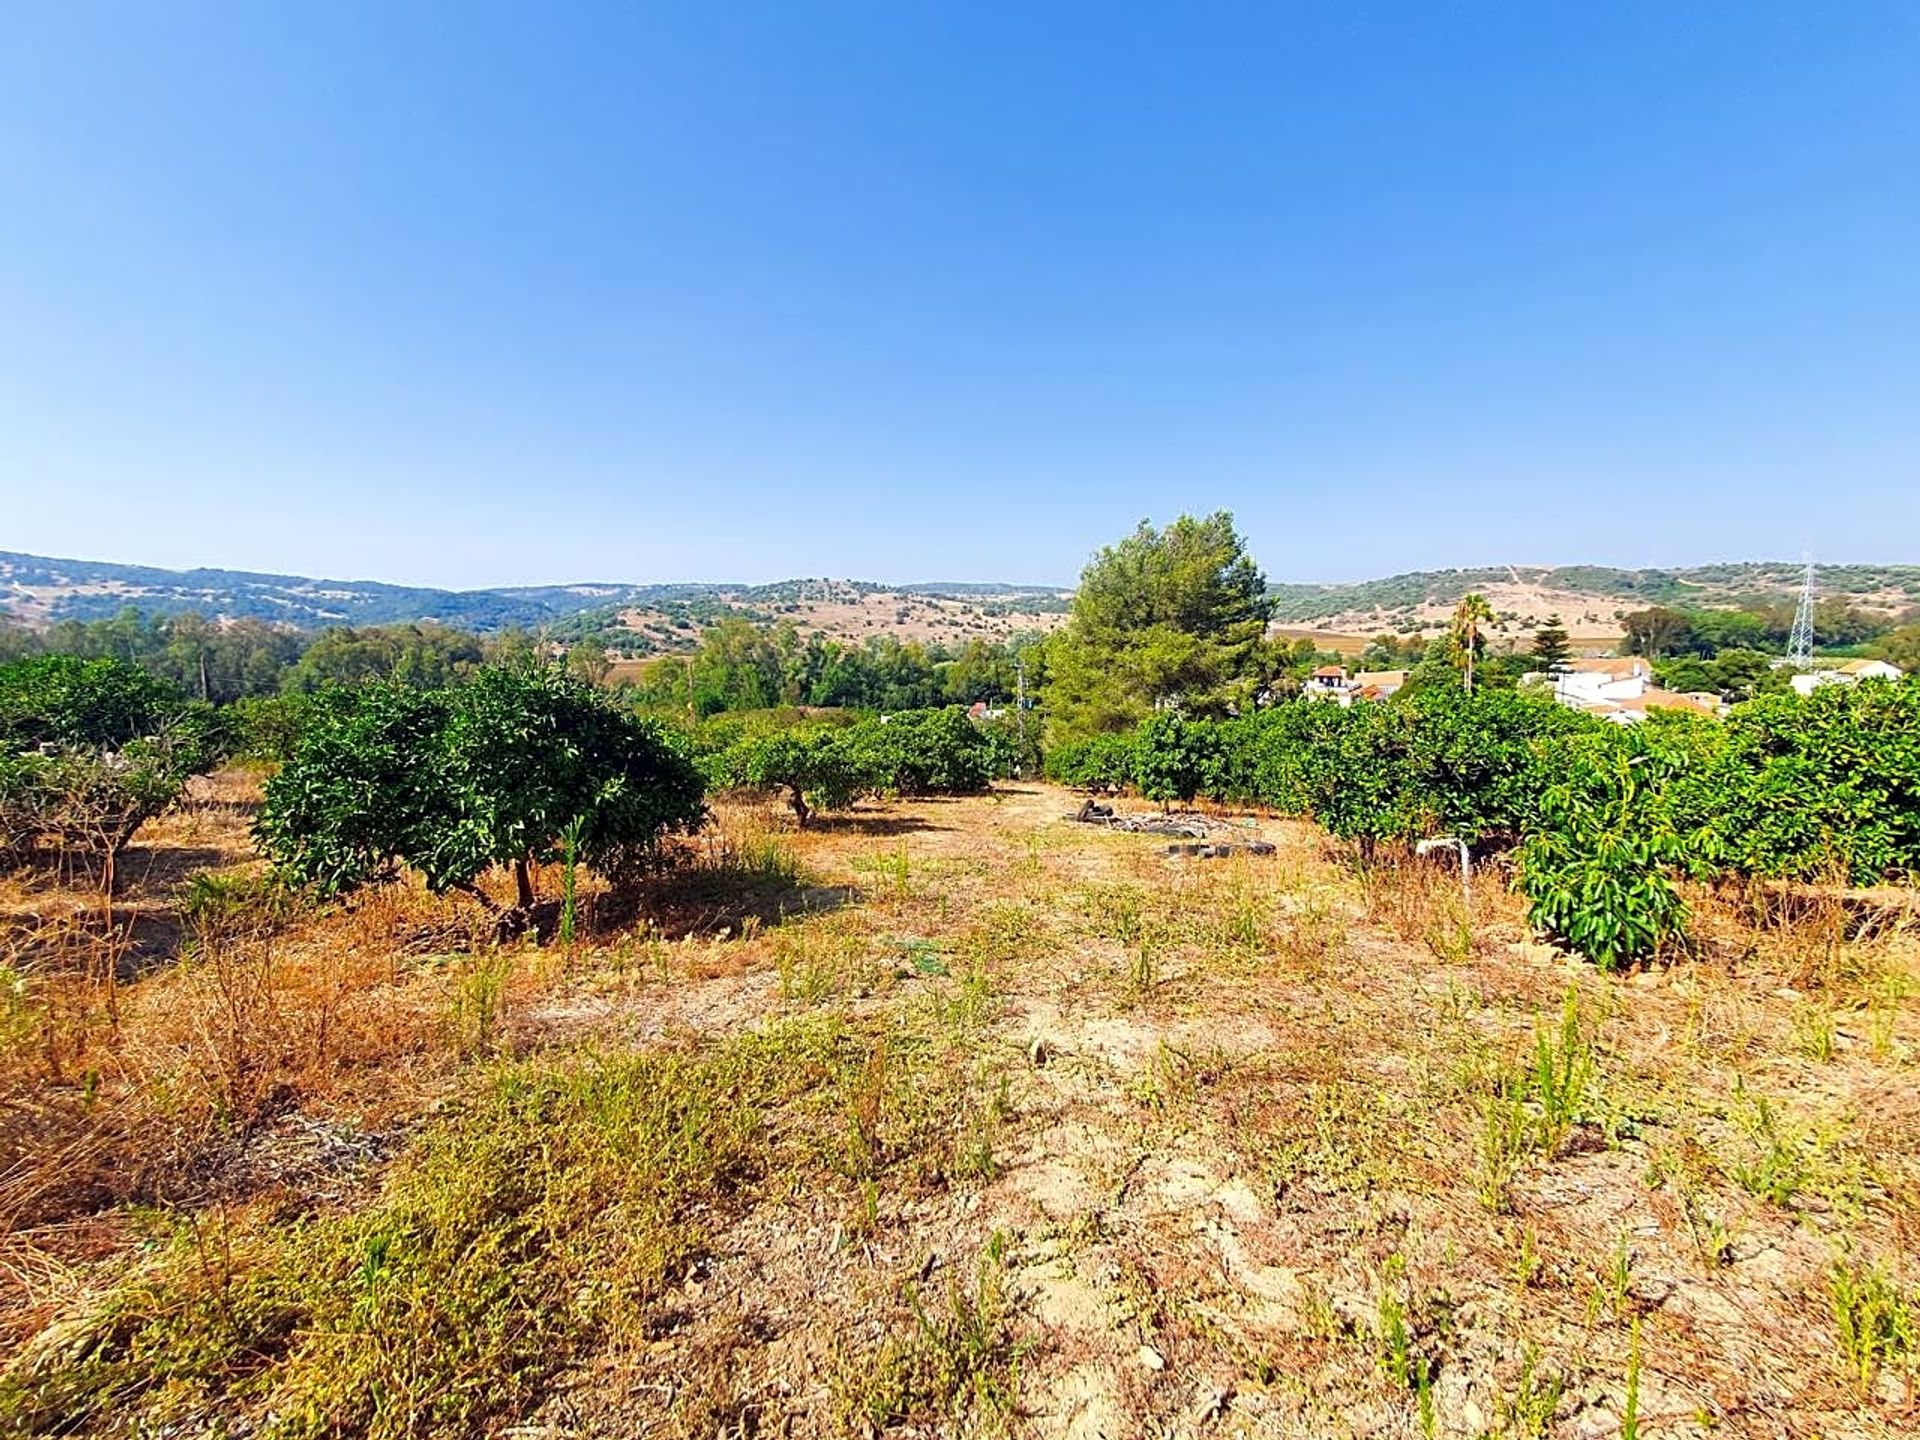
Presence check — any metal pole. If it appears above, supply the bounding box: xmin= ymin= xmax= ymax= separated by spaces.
xmin=1014 ymin=654 xmax=1028 ymax=777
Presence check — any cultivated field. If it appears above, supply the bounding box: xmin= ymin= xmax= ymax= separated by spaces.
xmin=2 ymin=777 xmax=1916 ymax=1437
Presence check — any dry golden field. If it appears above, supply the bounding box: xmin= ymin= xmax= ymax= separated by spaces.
xmin=2 ymin=775 xmax=1917 ymax=1437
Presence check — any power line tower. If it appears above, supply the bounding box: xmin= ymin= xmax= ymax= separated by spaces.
xmin=1788 ymin=556 xmax=1817 ymax=669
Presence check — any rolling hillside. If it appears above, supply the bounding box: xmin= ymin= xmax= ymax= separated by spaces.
xmin=5 ymin=550 xmax=1915 ymax=652
xmin=1269 ymin=562 xmax=1920 ymax=635
xmin=0 ymin=551 xmax=1070 ymax=648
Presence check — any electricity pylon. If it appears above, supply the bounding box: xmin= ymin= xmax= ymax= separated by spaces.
xmin=1788 ymin=557 xmax=1816 ymax=669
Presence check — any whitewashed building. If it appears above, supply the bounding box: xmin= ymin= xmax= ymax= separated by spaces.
xmin=1789 ymin=658 xmax=1904 ymax=696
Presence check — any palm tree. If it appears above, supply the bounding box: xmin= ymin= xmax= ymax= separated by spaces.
xmin=1451 ymin=593 xmax=1494 ymax=694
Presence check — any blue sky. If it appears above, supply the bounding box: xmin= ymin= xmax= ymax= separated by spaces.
xmin=2 ymin=3 xmax=1917 ymax=589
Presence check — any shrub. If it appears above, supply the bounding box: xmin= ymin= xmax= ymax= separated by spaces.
xmin=224 ymin=693 xmax=319 ymax=765
xmin=0 ymin=654 xmax=186 ymax=750
xmin=704 ymin=708 xmax=994 ymax=825
xmin=850 ymin=708 xmax=992 ymax=797
xmin=1709 ymin=680 xmax=1920 ymax=884
xmin=1518 ymin=734 xmax=1702 ymax=969
xmin=705 ymin=727 xmax=868 ymax=828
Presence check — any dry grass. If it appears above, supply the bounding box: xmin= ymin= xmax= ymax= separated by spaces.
xmin=1 ymin=779 xmax=1917 ymax=1437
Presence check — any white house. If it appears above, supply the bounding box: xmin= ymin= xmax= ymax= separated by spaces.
xmin=1303 ymin=666 xmax=1409 ymax=706
xmin=1531 ymin=656 xmax=1719 ymax=724
xmin=1789 ymin=658 xmax=1904 ymax=697
xmin=1548 ymin=657 xmax=1653 ymax=707
xmin=1304 ymin=665 xmax=1353 ymax=704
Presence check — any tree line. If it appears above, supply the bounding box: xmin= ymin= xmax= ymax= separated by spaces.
xmin=6 ymin=511 xmax=1916 ymax=973
xmin=1046 ymin=678 xmax=1920 ymax=967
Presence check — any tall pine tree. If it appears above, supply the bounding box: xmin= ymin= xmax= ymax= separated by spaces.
xmin=1531 ymin=615 xmax=1571 ymax=672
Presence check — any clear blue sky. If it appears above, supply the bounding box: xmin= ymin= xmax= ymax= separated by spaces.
xmin=3 ymin=3 xmax=1917 ymax=589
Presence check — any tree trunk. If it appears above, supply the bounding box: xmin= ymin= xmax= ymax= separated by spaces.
xmin=454 ymin=880 xmax=500 ymax=914
xmin=789 ymin=787 xmax=810 ymax=829
xmin=513 ymin=856 xmax=535 ymax=909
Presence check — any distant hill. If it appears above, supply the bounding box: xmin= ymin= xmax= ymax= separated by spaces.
xmin=5 ymin=550 xmax=1915 ymax=652
xmin=1268 ymin=562 xmax=1920 ymax=637
xmin=0 ymin=552 xmax=1071 ymax=649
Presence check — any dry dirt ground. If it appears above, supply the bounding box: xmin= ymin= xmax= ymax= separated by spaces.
xmin=2 ymin=779 xmax=1917 ymax=1438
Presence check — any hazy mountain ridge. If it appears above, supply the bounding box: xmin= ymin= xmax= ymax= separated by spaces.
xmin=0 ymin=552 xmax=1070 ymax=631
xmin=4 ymin=551 xmax=1915 ymax=638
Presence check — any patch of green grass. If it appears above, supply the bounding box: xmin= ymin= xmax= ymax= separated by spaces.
xmin=1 ymin=1009 xmax=1006 ymax=1439
xmin=1828 ymin=1254 xmax=1917 ymax=1395
xmin=1496 ymin=1342 xmax=1564 ymax=1439
xmin=853 ymin=844 xmax=914 ymax=900
xmin=1470 ymin=988 xmax=1601 ymax=1212
xmin=1376 ymin=1254 xmax=1418 ymax=1389
xmin=833 ymin=1232 xmax=1028 ymax=1435
xmin=1722 ymin=1080 xmax=1866 ymax=1217
xmin=1529 ymin=987 xmax=1595 ymax=1156
xmin=1621 ymin=1316 xmax=1642 ymax=1440
xmin=1790 ymin=1000 xmax=1838 ymax=1062
xmin=1259 ymin=1078 xmax=1408 ymax=1198
xmin=445 ymin=949 xmax=513 ymax=1055
xmin=1476 ymin=1092 xmax=1529 ymax=1214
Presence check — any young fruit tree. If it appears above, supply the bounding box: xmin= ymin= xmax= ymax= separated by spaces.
xmin=0 ymin=655 xmax=213 ymax=869
xmin=708 ymin=727 xmax=868 ymax=828
xmin=256 ymin=665 xmax=706 ymax=909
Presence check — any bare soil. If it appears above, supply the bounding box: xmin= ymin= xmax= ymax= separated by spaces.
xmin=2 ymin=781 xmax=1916 ymax=1438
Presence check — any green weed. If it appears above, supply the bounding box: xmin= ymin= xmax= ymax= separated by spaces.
xmin=834 ymin=1232 xmax=1027 ymax=1434
xmin=0 ymin=1013 xmax=991 ymax=1439
xmin=1497 ymin=1343 xmax=1564 ymax=1438
xmin=1828 ymin=1255 xmax=1917 ymax=1395
xmin=446 ymin=950 xmax=512 ymax=1055
xmin=1477 ymin=1092 xmax=1529 ymax=1213
xmin=1622 ymin=1317 xmax=1642 ymax=1440
xmin=1530 ymin=987 xmax=1594 ymax=1155
xmin=1790 ymin=1000 xmax=1837 ymax=1062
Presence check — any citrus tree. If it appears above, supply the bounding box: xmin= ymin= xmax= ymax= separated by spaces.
xmin=1132 ymin=713 xmax=1219 ymax=807
xmin=257 ymin=665 xmax=706 ymax=908
xmin=0 ymin=655 xmax=211 ymax=866
xmin=703 ymin=707 xmax=994 ymax=825
xmin=705 ymin=727 xmax=868 ymax=828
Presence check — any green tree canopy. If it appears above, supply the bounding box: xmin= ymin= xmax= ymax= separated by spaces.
xmin=1043 ymin=512 xmax=1274 ymax=738
xmin=1620 ymin=607 xmax=1692 ymax=660
xmin=1530 ymin=616 xmax=1571 ymax=673
xmin=257 ymin=665 xmax=706 ymax=909
xmin=0 ymin=655 xmax=211 ymax=862
xmin=280 ymin=623 xmax=485 ymax=694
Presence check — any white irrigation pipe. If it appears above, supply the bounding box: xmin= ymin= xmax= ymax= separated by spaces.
xmin=1415 ymin=836 xmax=1472 ymax=910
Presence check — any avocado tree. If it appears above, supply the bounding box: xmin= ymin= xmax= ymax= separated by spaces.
xmin=257 ymin=665 xmax=706 ymax=908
